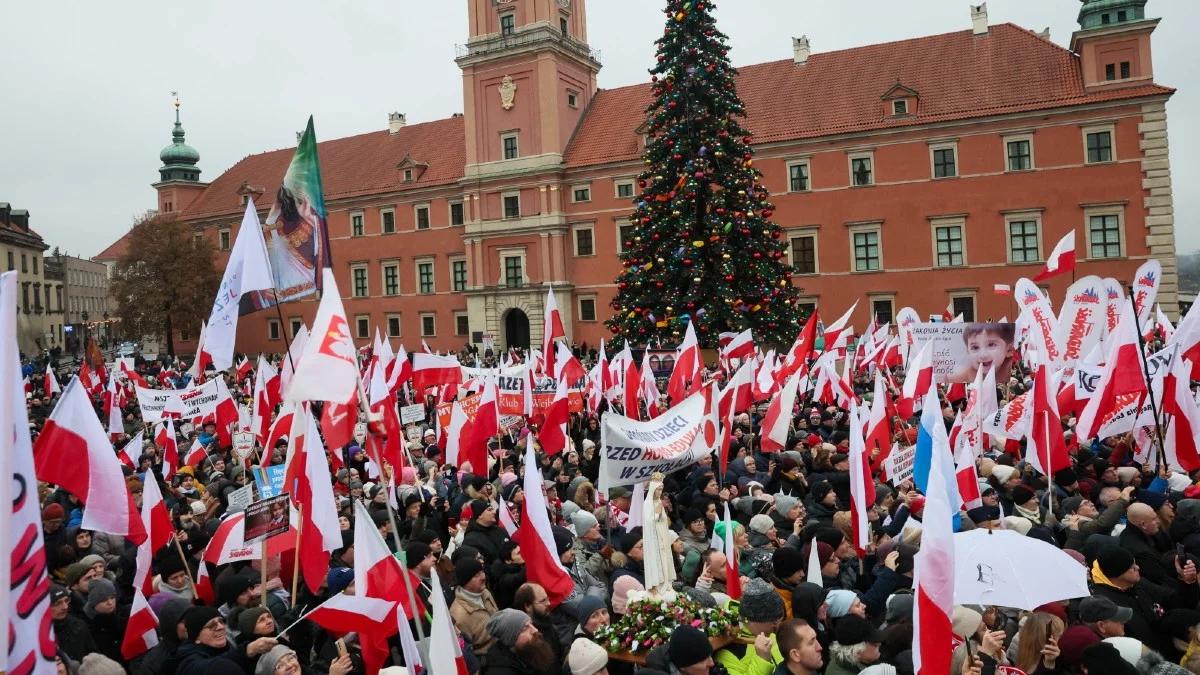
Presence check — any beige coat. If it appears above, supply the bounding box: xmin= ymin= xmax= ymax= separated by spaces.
xmin=449 ymin=588 xmax=499 ymax=656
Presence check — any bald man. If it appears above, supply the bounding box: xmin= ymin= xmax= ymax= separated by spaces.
xmin=1119 ymin=501 xmax=1176 ymax=588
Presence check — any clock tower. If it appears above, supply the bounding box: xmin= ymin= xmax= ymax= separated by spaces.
xmin=455 ymin=0 xmax=602 ymax=351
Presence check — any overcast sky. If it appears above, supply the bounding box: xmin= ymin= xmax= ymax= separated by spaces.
xmin=1 ymin=0 xmax=1196 ymax=258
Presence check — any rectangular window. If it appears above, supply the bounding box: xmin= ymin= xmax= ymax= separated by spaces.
xmin=790 ymin=235 xmax=817 ymax=274
xmin=1007 ymin=139 xmax=1032 ymax=171
xmin=850 ymin=156 xmax=873 ymax=186
xmin=567 ymin=91 xmax=578 ymax=108
xmin=219 ymin=229 xmax=230 ymax=251
xmin=1008 ymin=220 xmax=1041 ymax=263
xmin=1120 ymin=61 xmax=1131 ymax=79
xmin=1089 ymin=214 xmax=1122 ymax=258
xmin=352 ymin=266 xmax=369 ymax=297
xmin=1086 ymin=130 xmax=1113 ymax=163
xmin=852 ymin=230 xmax=881 ymax=271
xmin=502 ymin=134 xmax=519 ymax=160
xmin=504 ymin=256 xmax=523 ymax=288
xmin=560 ymin=16 xmax=569 ymax=36
xmin=617 ymin=222 xmax=635 ymax=254
xmin=351 ymin=212 xmax=364 ymax=237
xmin=503 ymin=194 xmax=521 ymax=219
xmin=893 ymin=100 xmax=908 ymax=116
xmin=417 ymin=262 xmax=434 ymax=294
xmin=455 ymin=313 xmax=470 ymax=336
xmin=267 ymin=319 xmax=281 ymax=341
xmin=21 ymin=255 xmax=26 ymax=274
xmin=615 ymin=180 xmax=635 ymax=199
xmin=951 ymin=296 xmax=976 ymax=323
xmin=1106 ymin=63 xmax=1117 ymax=81
xmin=421 ymin=314 xmax=436 ymax=337
xmin=415 ymin=205 xmax=430 ymax=230
xmin=574 ymin=227 xmax=594 ymax=256
xmin=381 ymin=209 xmax=396 ymax=234
xmin=934 ymin=225 xmax=964 ymax=267
xmin=579 ymin=297 xmax=597 ymax=322
xmin=383 ymin=263 xmax=399 ymax=296
xmin=387 ymin=315 xmax=401 ymax=338
xmin=788 ymin=161 xmax=810 ymax=192
xmin=355 ymin=315 xmax=370 ymax=340
xmin=450 ymin=201 xmax=465 ymax=226
xmin=32 ymin=257 xmax=38 ymax=275
xmin=6 ymin=252 xmax=12 ymax=271
xmin=452 ymin=260 xmax=468 ymax=292
xmin=500 ymin=13 xmax=515 ymax=36
xmin=872 ymin=299 xmax=895 ymax=325
xmin=289 ymin=318 xmax=302 ymax=337
xmin=932 ymin=147 xmax=957 ymax=178
xmin=572 ymin=186 xmax=591 ymax=203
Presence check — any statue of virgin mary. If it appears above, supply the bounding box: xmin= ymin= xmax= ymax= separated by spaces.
xmin=641 ymin=474 xmax=677 ymax=599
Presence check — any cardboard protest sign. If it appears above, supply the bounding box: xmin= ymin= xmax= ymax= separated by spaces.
xmin=599 ymin=392 xmax=713 ymax=491
xmin=884 ymin=445 xmax=916 ymax=486
xmin=243 ymin=494 xmax=291 ymax=546
xmin=910 ymin=322 xmax=1017 ymax=384
xmin=135 ymin=379 xmax=223 ymax=423
xmin=252 ymin=465 xmax=287 ymax=499
xmin=226 ymin=484 xmax=254 ymax=513
xmin=400 ymin=404 xmax=426 ymax=425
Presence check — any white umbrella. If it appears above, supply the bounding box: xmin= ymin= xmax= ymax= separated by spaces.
xmin=953 ymin=529 xmax=1090 ymax=610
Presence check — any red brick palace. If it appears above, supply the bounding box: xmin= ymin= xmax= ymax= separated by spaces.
xmin=97 ymin=0 xmax=1179 ymax=354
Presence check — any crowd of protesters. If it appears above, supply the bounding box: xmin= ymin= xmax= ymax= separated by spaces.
xmin=22 ymin=336 xmax=1200 ymax=675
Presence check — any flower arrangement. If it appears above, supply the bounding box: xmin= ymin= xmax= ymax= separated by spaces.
xmin=594 ymin=594 xmax=739 ymax=655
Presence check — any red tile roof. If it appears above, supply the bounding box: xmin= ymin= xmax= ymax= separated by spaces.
xmin=181 ymin=116 xmax=466 ymax=220
xmin=93 ymin=232 xmax=131 ymax=262
xmin=563 ymin=23 xmax=1173 ymax=167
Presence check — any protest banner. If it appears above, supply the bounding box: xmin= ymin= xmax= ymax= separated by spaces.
xmin=1055 ymin=276 xmax=1104 ymax=367
xmin=1015 ymin=279 xmax=1063 ymax=368
xmin=252 ymin=465 xmax=288 ymax=499
xmin=243 ymin=494 xmax=291 ymax=546
xmin=599 ymin=392 xmax=713 ymax=491
xmin=226 ymin=484 xmax=254 ymax=513
xmin=884 ymin=445 xmax=916 ymax=486
xmin=400 ymin=404 xmax=426 ymax=425
xmin=135 ymin=379 xmax=223 ymax=423
xmin=910 ymin=322 xmax=1017 ymax=384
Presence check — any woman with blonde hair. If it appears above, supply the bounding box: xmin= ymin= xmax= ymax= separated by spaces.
xmin=1014 ymin=611 xmax=1063 ymax=674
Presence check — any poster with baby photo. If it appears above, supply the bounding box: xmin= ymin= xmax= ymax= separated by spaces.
xmin=910 ymin=322 xmax=1016 ymax=384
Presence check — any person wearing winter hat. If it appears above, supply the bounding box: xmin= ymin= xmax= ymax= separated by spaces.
xmin=769 ymin=546 xmax=806 ymax=619
xmin=826 ymin=590 xmax=865 ymax=620
xmin=78 ymin=653 xmax=125 ymax=675
xmin=79 ymin=577 xmax=123 ymax=663
xmin=1058 ymin=595 xmax=1132 ymax=666
xmin=449 ymin=555 xmax=499 ymax=656
xmin=951 ymin=606 xmax=983 ymax=641
xmin=678 ymin=508 xmax=710 ymax=557
xmin=826 ymin=614 xmax=883 ymax=674
xmin=1080 ymin=642 xmax=1139 ymax=675
xmin=326 ymin=566 xmax=355 ymax=596
xmin=611 ymin=574 xmax=645 ymax=616
xmin=716 ymin=578 xmax=785 ymax=674
xmin=49 ymin=583 xmax=96 ymax=661
xmin=1090 ymin=544 xmax=1194 ymax=652
xmin=801 ymin=541 xmax=840 ymax=585
xmin=483 ymin=607 xmax=558 ymax=673
xmin=568 ymin=638 xmax=609 ymax=675
xmin=175 ymin=605 xmax=275 ymax=674
xmin=462 ymin=497 xmax=507 ymax=566
xmin=574 ymin=595 xmax=610 ymax=638
xmin=664 ymin=625 xmax=715 ymax=674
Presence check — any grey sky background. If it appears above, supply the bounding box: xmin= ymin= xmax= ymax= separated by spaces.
xmin=1 ymin=0 xmax=1195 ymax=259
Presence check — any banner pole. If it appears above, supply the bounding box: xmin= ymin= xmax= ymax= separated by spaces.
xmin=1127 ymin=290 xmax=1168 ymax=470
xmin=290 ymin=504 xmax=303 ymax=607
xmin=260 ymin=541 xmax=269 ymax=607
xmin=172 ymin=535 xmax=198 ymax=595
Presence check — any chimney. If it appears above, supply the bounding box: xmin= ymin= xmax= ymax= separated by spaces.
xmin=388 ymin=112 xmax=407 ymax=134
xmin=971 ymin=3 xmax=989 ymax=35
xmin=1036 ymin=26 xmax=1051 ymax=40
xmin=792 ymin=35 xmax=811 ymax=65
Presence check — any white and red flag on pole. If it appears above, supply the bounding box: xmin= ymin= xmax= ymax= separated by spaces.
xmin=0 ymin=271 xmax=56 ymax=675
xmin=120 ymin=589 xmax=160 ymax=661
xmin=1027 ymin=364 xmax=1069 ymax=477
xmin=428 ymin=559 xmax=472 ymax=675
xmin=1077 ymin=302 xmax=1148 ymax=440
xmin=184 ymin=436 xmax=208 ymax=468
xmin=847 ymin=401 xmax=875 ymax=558
xmin=780 ymin=311 xmax=820 ymax=380
xmin=252 ymin=355 xmax=281 ymax=448
xmin=156 ymin=419 xmax=179 ymax=480
xmin=304 ymin=592 xmax=397 ymax=640
xmin=1163 ymin=348 xmax=1200 ymax=472
xmin=760 ymin=369 xmax=802 ymax=453
xmin=720 ymin=328 xmax=755 ymax=363
xmin=462 ymin=376 xmax=498 ymax=474
xmin=34 ymin=377 xmax=146 ymax=544
xmin=284 ymin=406 xmax=344 ymax=593
xmin=821 ymin=301 xmax=857 ymax=353
xmin=187 ymin=320 xmax=212 ymax=383
xmin=205 ymin=199 xmax=275 ymax=372
xmin=43 ymin=361 xmax=60 ymax=396
xmin=1033 ymin=230 xmax=1076 ymax=282
xmin=542 ymin=286 xmax=566 ymax=376
xmin=443 ymin=401 xmax=470 ymax=471
xmin=133 ymin=468 xmax=173 ymax=598
xmin=899 ymin=340 xmax=934 ymax=419
xmin=667 ymin=322 xmax=702 ymax=404
xmin=993 ymin=283 xmax=1013 ymax=296
xmin=514 ymin=443 xmax=574 ymax=608
xmin=279 ymin=325 xmax=308 ymax=399
xmin=118 ymin=430 xmax=144 ymax=469
xmin=720 ymin=503 xmax=743 ymax=600
xmin=640 ymin=348 xmax=661 ymax=419
xmin=203 ymin=512 xmax=254 ymax=566
xmin=286 ymin=269 xmax=359 ymax=404
xmin=538 ymin=375 xmax=570 ymax=456
xmin=912 ymin=414 xmax=957 ymax=675
xmin=352 ymin=501 xmax=424 ymax=620
xmin=411 ymin=353 xmax=462 ymax=392
xmin=554 ymin=341 xmax=586 ymax=385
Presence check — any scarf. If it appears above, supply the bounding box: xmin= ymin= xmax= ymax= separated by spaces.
xmin=457 ymin=587 xmax=485 ymax=609
xmin=1014 ymin=503 xmax=1041 ymax=523
xmin=1091 ymin=560 xmax=1119 ymax=589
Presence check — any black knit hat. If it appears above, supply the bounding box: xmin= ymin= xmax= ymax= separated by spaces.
xmin=1054 ymin=467 xmax=1079 ymax=488
xmin=835 ymin=614 xmax=883 ymax=645
xmin=405 ymin=541 xmax=432 ymax=569
xmin=668 ymin=625 xmax=713 ymax=668
xmin=620 ymin=527 xmax=643 ymax=553
xmin=454 ymin=557 xmax=484 ymax=587
xmin=1011 ymin=484 xmax=1036 ymax=506
xmin=1097 ymin=545 xmax=1136 ymax=579
xmin=772 ymin=547 xmax=805 ymax=580
xmin=183 ymin=606 xmax=222 ymax=641
xmin=553 ymin=525 xmax=575 ymax=556
xmin=682 ymin=508 xmax=704 ymax=526
xmin=468 ymin=499 xmax=491 ymax=522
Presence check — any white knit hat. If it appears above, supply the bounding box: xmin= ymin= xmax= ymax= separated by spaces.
xmin=568 ymin=638 xmax=610 ymax=675
xmin=749 ymin=513 xmax=775 ymax=535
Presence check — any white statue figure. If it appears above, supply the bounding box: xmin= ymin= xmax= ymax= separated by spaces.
xmin=641 ymin=474 xmax=677 ymax=599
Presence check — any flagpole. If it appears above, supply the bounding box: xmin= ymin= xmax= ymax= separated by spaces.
xmin=1127 ymin=290 xmax=1169 ymax=469
xmin=172 ymin=535 xmax=198 ymax=596
xmin=290 ymin=504 xmax=303 ymax=607
xmin=260 ymin=541 xmax=269 ymax=608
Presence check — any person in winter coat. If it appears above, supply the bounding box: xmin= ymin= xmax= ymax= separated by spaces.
xmin=823 ymin=615 xmax=884 ymax=675
xmin=48 ymin=585 xmax=96 ymax=662
xmin=450 ymin=557 xmax=501 ymax=656
xmin=482 ymin=608 xmax=559 ymax=675
xmin=1061 ymin=487 xmax=1133 ymax=552
xmin=1120 ymin=501 xmax=1179 ymax=590
xmin=130 ymin=598 xmax=192 ymax=675
xmin=81 ymin=578 xmax=128 ymax=664
xmin=1090 ymin=545 xmax=1200 ymax=654
xmin=491 ymin=540 xmax=529 ymax=611
xmin=172 ymin=607 xmax=258 ymax=675
xmin=462 ymin=499 xmax=509 ymax=567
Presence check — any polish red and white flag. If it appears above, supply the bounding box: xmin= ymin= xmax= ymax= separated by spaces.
xmin=120 ymin=589 xmax=160 ymax=660
xmin=667 ymin=322 xmax=702 ymax=404
xmin=157 ymin=419 xmax=179 ymax=480
xmin=428 ymin=563 xmax=472 ymax=675
xmin=286 ymin=270 xmax=359 ymax=404
xmin=43 ymin=361 xmax=61 ymax=396
xmin=720 ymin=503 xmax=742 ymax=600
xmin=284 ymin=407 xmax=343 ymax=593
xmin=352 ymin=500 xmax=425 ymax=620
xmin=543 ymin=286 xmax=566 ymax=376
xmin=186 ymin=320 xmax=212 ymax=383
xmin=538 ymin=375 xmax=570 ymax=456
xmin=913 ymin=424 xmax=956 ymax=675
xmin=821 ymin=301 xmax=858 ymax=353
xmin=640 ymin=348 xmax=661 ymax=419
xmin=412 ymin=353 xmax=462 ymax=392
xmin=305 ymin=592 xmax=397 ymax=637
xmin=993 ymin=283 xmax=1013 ymax=296
xmin=184 ymin=436 xmax=208 ymax=468
xmin=515 ymin=443 xmax=574 ymax=607
xmin=203 ymin=512 xmax=254 ymax=566
xmin=1033 ymin=231 xmax=1076 ymax=282
xmin=34 ymin=377 xmax=146 ymax=544
xmin=720 ymin=328 xmax=756 ymax=363
xmin=443 ymin=401 xmax=470 ymax=470
xmin=847 ymin=401 xmax=876 ymax=558
xmin=554 ymin=341 xmax=587 ymax=386
xmin=899 ymin=340 xmax=934 ymax=418
xmin=133 ymin=468 xmax=173 ymax=597
xmin=194 ymin=560 xmax=216 ymax=605
xmin=252 ymin=355 xmax=281 ymax=448
xmin=780 ymin=311 xmax=819 ymax=382
xmin=118 ymin=431 xmax=144 ymax=469
xmin=761 ymin=369 xmax=802 ymax=453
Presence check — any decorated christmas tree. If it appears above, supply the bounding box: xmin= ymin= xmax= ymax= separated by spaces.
xmin=607 ymin=0 xmax=803 ymax=348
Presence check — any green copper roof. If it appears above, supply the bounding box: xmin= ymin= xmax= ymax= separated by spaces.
xmin=158 ymin=101 xmax=201 ymax=182
xmin=1078 ymin=0 xmax=1147 ymax=29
